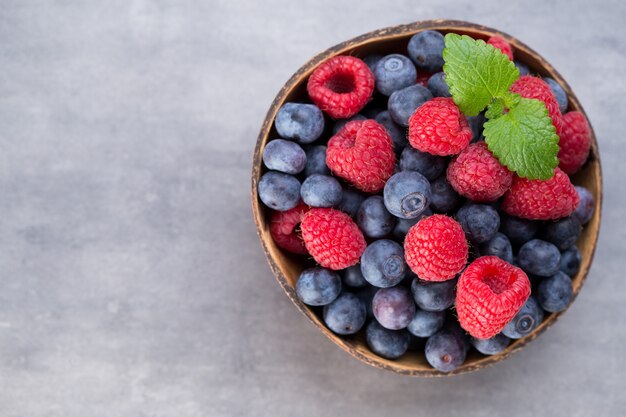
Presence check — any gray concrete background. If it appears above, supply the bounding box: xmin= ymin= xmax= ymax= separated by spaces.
xmin=0 ymin=0 xmax=624 ymax=416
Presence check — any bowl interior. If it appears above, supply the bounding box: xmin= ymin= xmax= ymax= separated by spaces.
xmin=252 ymin=20 xmax=602 ymax=376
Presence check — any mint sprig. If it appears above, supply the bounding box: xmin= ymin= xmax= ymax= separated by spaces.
xmin=443 ymin=33 xmax=559 ymax=180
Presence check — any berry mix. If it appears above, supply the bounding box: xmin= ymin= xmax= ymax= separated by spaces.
xmin=257 ymin=30 xmax=595 ymax=372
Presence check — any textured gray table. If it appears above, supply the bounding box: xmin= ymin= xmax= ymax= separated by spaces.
xmin=1 ymin=1 xmax=625 ymax=416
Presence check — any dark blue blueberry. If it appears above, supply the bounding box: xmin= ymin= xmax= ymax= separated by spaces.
xmin=372 ymin=286 xmax=416 ymax=330
xmin=573 ymin=186 xmax=595 ymax=225
xmin=456 ymin=204 xmax=500 ymax=243
xmin=411 ymin=277 xmax=457 ymax=312
xmin=375 ymin=111 xmax=408 ymax=155
xmin=295 ymin=267 xmax=342 ymax=306
xmin=392 ymin=208 xmax=432 ymax=241
xmin=300 ymin=174 xmax=342 ymax=207
xmin=471 ymin=333 xmax=510 ymax=355
xmin=425 ymin=328 xmax=467 ymax=372
xmin=357 ymin=196 xmax=396 ymax=238
xmin=262 ymin=139 xmax=307 ymax=174
xmin=361 ymin=239 xmax=407 ymax=288
xmin=332 ymin=114 xmax=367 ymax=135
xmin=500 ymin=214 xmax=538 ymax=245
xmin=502 ymin=297 xmax=544 ymax=339
xmin=388 ymin=84 xmax=433 ymax=126
xmin=303 ymin=145 xmax=330 ymax=176
xmin=363 ymin=54 xmax=384 ymax=72
xmin=467 ymin=112 xmax=485 ymax=142
xmin=542 ymin=216 xmax=582 ymax=250
xmin=514 ymin=61 xmax=530 ymax=76
xmin=407 ymin=30 xmax=445 ymax=72
xmin=258 ymin=171 xmax=301 ymax=211
xmin=338 ymin=188 xmax=364 ymax=218
xmin=383 ymin=171 xmax=432 ymax=219
xmin=517 ymin=239 xmax=561 ymax=277
xmin=442 ymin=320 xmax=471 ymax=354
xmin=479 ymin=233 xmax=513 ymax=263
xmin=342 ymin=265 xmax=367 ymax=288
xmin=537 ymin=271 xmax=573 ymax=313
xmin=323 ymin=293 xmax=366 ymax=335
xmin=399 ymin=147 xmax=447 ymax=180
xmin=275 ymin=102 xmax=324 ymax=144
xmin=560 ymin=246 xmax=582 ymax=277
xmin=374 ymin=54 xmax=417 ymax=96
xmin=544 ymin=77 xmax=568 ymax=113
xmin=408 ymin=334 xmax=426 ymax=351
xmin=407 ymin=309 xmax=445 ymax=337
xmin=366 ymin=320 xmax=410 ymax=359
xmin=355 ymin=285 xmax=377 ymax=318
xmin=430 ymin=176 xmax=461 ymax=213
xmin=427 ymin=72 xmax=450 ymax=97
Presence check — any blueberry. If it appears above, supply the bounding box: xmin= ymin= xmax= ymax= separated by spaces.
xmin=342 ymin=265 xmax=367 ymax=288
xmin=363 ymin=54 xmax=384 ymax=72
xmin=427 ymin=72 xmax=450 ymax=97
xmin=471 ymin=334 xmax=510 ymax=355
xmin=388 ymin=84 xmax=433 ymax=126
xmin=573 ymin=186 xmax=595 ymax=225
xmin=323 ymin=293 xmax=366 ymax=335
xmin=375 ymin=111 xmax=408 ymax=154
xmin=332 ymin=114 xmax=367 ymax=135
xmin=383 ymin=171 xmax=432 ymax=219
xmin=502 ymin=297 xmax=544 ymax=339
xmin=296 ymin=267 xmax=342 ymax=306
xmin=399 ymin=147 xmax=447 ymax=180
xmin=537 ymin=271 xmax=573 ymax=313
xmin=408 ymin=334 xmax=426 ymax=351
xmin=544 ymin=77 xmax=568 ymax=113
xmin=300 ymin=174 xmax=342 ymax=207
xmin=517 ymin=239 xmax=561 ymax=277
xmin=275 ymin=102 xmax=324 ymax=144
xmin=361 ymin=239 xmax=407 ymax=288
xmin=456 ymin=204 xmax=500 ymax=243
xmin=425 ymin=329 xmax=467 ymax=372
xmin=407 ymin=309 xmax=445 ymax=337
xmin=442 ymin=320 xmax=471 ymax=354
xmin=392 ymin=208 xmax=432 ymax=241
xmin=258 ymin=171 xmax=301 ymax=211
xmin=303 ymin=145 xmax=330 ymax=176
xmin=366 ymin=320 xmax=410 ymax=359
xmin=467 ymin=113 xmax=485 ymax=142
xmin=430 ymin=176 xmax=461 ymax=213
xmin=479 ymin=233 xmax=513 ymax=263
xmin=560 ymin=246 xmax=582 ymax=277
xmin=374 ymin=54 xmax=417 ymax=96
xmin=411 ymin=277 xmax=456 ymax=311
xmin=407 ymin=30 xmax=445 ymax=72
xmin=355 ymin=285 xmax=378 ymax=318
xmin=372 ymin=286 xmax=416 ymax=330
xmin=500 ymin=214 xmax=538 ymax=245
xmin=542 ymin=216 xmax=582 ymax=250
xmin=338 ymin=188 xmax=365 ymax=218
xmin=262 ymin=139 xmax=307 ymax=174
xmin=514 ymin=61 xmax=530 ymax=76
xmin=357 ymin=196 xmax=396 ymax=238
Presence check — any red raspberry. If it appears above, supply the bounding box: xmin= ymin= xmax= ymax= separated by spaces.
xmin=307 ymin=55 xmax=374 ymax=119
xmin=446 ymin=142 xmax=513 ymax=202
xmin=510 ymin=76 xmax=563 ymax=135
xmin=300 ymin=208 xmax=366 ymax=270
xmin=326 ymin=119 xmax=395 ymax=193
xmin=558 ymin=111 xmax=591 ymax=174
xmin=487 ymin=35 xmax=513 ymax=60
xmin=416 ymin=70 xmax=432 ymax=87
xmin=408 ymin=97 xmax=473 ymax=156
xmin=269 ymin=202 xmax=309 ymax=254
xmin=502 ymin=168 xmax=579 ymax=220
xmin=456 ymin=256 xmax=531 ymax=339
xmin=404 ymin=215 xmax=468 ymax=282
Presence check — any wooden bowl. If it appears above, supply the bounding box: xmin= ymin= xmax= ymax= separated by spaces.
xmin=251 ymin=20 xmax=602 ymax=376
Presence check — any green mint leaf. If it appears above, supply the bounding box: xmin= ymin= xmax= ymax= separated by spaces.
xmin=484 ymin=97 xmax=560 ymax=180
xmin=443 ymin=34 xmax=519 ymax=116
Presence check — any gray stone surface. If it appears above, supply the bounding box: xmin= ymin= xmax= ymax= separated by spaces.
xmin=0 ymin=0 xmax=624 ymax=415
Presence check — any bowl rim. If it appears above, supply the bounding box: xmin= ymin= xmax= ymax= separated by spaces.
xmin=251 ymin=19 xmax=603 ymax=376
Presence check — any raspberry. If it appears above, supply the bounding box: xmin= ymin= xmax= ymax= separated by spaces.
xmin=502 ymin=168 xmax=579 ymax=220
xmin=510 ymin=76 xmax=563 ymax=135
xmin=456 ymin=256 xmax=531 ymax=339
xmin=269 ymin=202 xmax=309 ymax=254
xmin=408 ymin=97 xmax=473 ymax=156
xmin=404 ymin=215 xmax=469 ymax=281
xmin=326 ymin=120 xmax=395 ymax=193
xmin=487 ymin=36 xmax=513 ymax=60
xmin=558 ymin=111 xmax=591 ymax=174
xmin=446 ymin=142 xmax=513 ymax=202
xmin=307 ymin=55 xmax=374 ymax=119
xmin=301 ymin=208 xmax=366 ymax=270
